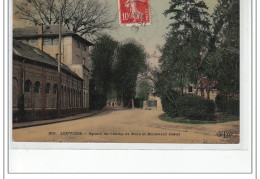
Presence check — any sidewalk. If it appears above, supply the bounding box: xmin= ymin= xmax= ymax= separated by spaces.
xmin=13 ymin=110 xmax=102 ymax=129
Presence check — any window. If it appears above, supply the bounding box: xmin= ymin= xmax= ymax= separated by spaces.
xmin=188 ymin=86 xmax=193 ymax=93
xmin=45 ymin=83 xmax=51 ymax=94
xmin=43 ymin=38 xmax=59 ymax=46
xmin=71 ymin=89 xmax=74 ymax=106
xmin=68 ymin=87 xmax=70 ymax=96
xmin=83 ymin=92 xmax=85 ymax=107
xmin=53 ymin=84 xmax=57 ymax=94
xmin=13 ymin=78 xmax=19 ymax=108
xmin=43 ymin=38 xmax=52 ymax=45
xmin=13 ymin=78 xmax=18 ymax=88
xmin=25 ymin=80 xmax=32 ymax=92
xmin=34 ymin=81 xmax=41 ymax=93
xmin=52 ymin=38 xmax=58 ymax=45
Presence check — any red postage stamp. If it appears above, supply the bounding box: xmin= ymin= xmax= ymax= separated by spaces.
xmin=118 ymin=0 xmax=151 ymax=25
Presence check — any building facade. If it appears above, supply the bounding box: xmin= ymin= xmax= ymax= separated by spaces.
xmin=13 ymin=40 xmax=85 ymax=122
xmin=13 ymin=25 xmax=92 ymax=109
xmin=182 ymin=78 xmax=218 ymax=101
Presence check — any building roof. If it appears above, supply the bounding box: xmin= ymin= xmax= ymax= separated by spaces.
xmin=13 ymin=40 xmax=83 ymax=81
xmin=13 ymin=25 xmax=93 ymax=46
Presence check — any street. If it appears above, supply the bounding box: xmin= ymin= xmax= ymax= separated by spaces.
xmin=12 ymin=108 xmax=239 ymax=143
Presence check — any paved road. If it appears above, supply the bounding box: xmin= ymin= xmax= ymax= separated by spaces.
xmin=12 ymin=108 xmax=239 ymax=143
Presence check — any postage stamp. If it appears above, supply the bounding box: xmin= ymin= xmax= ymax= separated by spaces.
xmin=118 ymin=0 xmax=151 ymax=25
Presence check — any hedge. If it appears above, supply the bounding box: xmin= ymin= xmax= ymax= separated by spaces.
xmin=176 ymin=95 xmax=215 ymax=121
xmin=215 ymin=94 xmax=239 ymax=115
xmin=160 ymin=90 xmax=215 ymax=121
xmin=89 ymin=89 xmax=106 ymax=110
xmin=134 ymin=98 xmax=143 ymax=108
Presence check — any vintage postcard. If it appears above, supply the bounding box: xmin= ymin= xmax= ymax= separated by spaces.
xmin=11 ymin=0 xmax=241 ymax=146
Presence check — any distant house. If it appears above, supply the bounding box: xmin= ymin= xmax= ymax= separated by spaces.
xmin=182 ymin=77 xmax=218 ymax=101
xmin=13 ymin=40 xmax=85 ymax=122
xmin=143 ymin=91 xmax=162 ymax=110
xmin=13 ymin=25 xmax=93 ymax=109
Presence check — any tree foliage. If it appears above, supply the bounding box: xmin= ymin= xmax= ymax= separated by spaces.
xmin=203 ymin=0 xmax=239 ymax=95
xmin=160 ymin=89 xmax=215 ymax=120
xmin=14 ymin=0 xmax=116 ymax=39
xmin=156 ymin=0 xmax=211 ymax=96
xmin=155 ymin=0 xmax=240 ymax=119
xmin=114 ymin=40 xmax=147 ymax=107
xmin=157 ymin=0 xmax=239 ymax=96
xmin=158 ymin=32 xmax=191 ymax=94
xmin=164 ymin=0 xmax=210 ymax=39
xmin=137 ymin=81 xmax=150 ymax=100
xmin=89 ymin=37 xmax=147 ymax=109
xmin=89 ymin=34 xmax=118 ymax=109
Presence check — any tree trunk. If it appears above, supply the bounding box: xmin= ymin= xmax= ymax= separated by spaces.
xmin=201 ymin=87 xmax=205 ymax=98
xmin=195 ymin=84 xmax=199 ymax=95
xmin=206 ymin=85 xmax=210 ymax=99
xmin=181 ymin=86 xmax=184 ymax=95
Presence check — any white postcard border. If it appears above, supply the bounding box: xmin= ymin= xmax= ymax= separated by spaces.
xmin=5 ymin=0 xmax=256 ymax=175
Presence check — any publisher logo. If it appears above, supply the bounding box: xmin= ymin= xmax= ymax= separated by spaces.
xmin=217 ymin=130 xmax=233 ymax=138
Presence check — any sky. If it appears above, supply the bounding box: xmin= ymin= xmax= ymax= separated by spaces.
xmin=104 ymin=0 xmax=218 ymax=67
xmin=13 ymin=0 xmax=218 ymax=67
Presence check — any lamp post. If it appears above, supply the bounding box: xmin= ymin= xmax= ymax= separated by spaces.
xmin=57 ymin=11 xmax=62 ymax=118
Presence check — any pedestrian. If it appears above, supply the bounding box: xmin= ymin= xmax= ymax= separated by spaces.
xmin=112 ymin=102 xmax=114 ymax=107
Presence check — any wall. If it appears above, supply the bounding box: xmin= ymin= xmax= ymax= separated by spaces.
xmin=40 ymin=36 xmax=72 ymax=65
xmin=72 ymin=38 xmax=90 ymax=67
xmin=143 ymin=95 xmax=162 ymax=110
xmin=82 ymin=68 xmax=89 ymax=108
xmin=183 ymin=86 xmax=218 ymax=101
xmin=13 ymin=58 xmax=87 ymax=122
xmin=43 ymin=36 xmax=90 ymax=109
xmin=17 ymin=36 xmax=90 ymax=68
xmin=16 ymin=34 xmax=91 ymax=114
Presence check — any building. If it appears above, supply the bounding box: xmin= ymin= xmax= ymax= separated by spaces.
xmin=13 ymin=25 xmax=92 ymax=109
xmin=143 ymin=94 xmax=162 ymax=110
xmin=13 ymin=40 xmax=86 ymax=122
xmin=182 ymin=78 xmax=218 ymax=101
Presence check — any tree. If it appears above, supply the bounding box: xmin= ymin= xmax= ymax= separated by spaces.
xmin=14 ymin=0 xmax=116 ymax=39
xmin=161 ymin=0 xmax=211 ymax=92
xmin=164 ymin=0 xmax=210 ymax=38
xmin=89 ymin=34 xmax=118 ymax=109
xmin=203 ymin=0 xmax=239 ymax=96
xmin=114 ymin=40 xmax=147 ymax=107
xmin=137 ymin=81 xmax=150 ymax=101
xmin=157 ymin=32 xmax=191 ymax=95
